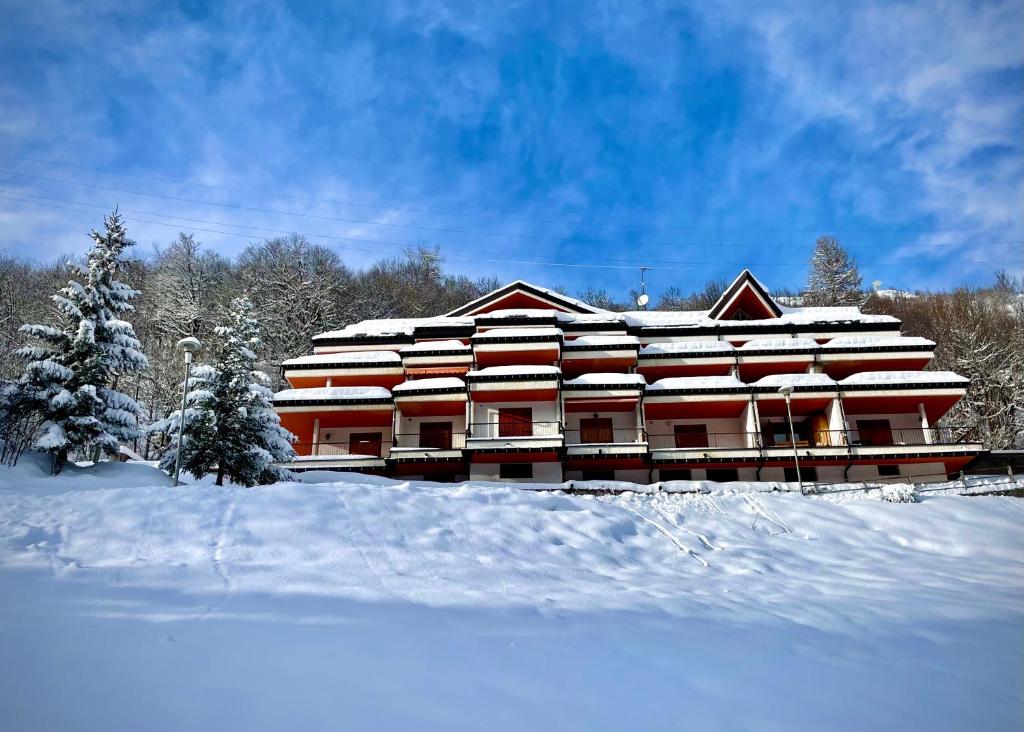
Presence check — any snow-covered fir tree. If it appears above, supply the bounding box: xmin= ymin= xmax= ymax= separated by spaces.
xmin=3 ymin=212 xmax=148 ymax=472
xmin=805 ymin=235 xmax=863 ymax=306
xmin=151 ymin=297 xmax=295 ymax=486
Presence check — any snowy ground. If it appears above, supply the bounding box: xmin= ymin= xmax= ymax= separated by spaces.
xmin=1 ymin=460 xmax=1022 ymax=731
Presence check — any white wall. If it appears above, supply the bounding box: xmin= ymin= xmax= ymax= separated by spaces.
xmin=316 ymin=424 xmax=394 ymax=455
xmin=469 ymin=461 xmax=563 ymax=483
xmin=394 ymin=414 xmax=467 ymax=440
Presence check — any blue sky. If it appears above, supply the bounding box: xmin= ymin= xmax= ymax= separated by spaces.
xmin=0 ymin=0 xmax=1021 ymax=300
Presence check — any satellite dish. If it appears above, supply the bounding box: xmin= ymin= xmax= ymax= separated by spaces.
xmin=637 ymin=293 xmax=650 ymax=307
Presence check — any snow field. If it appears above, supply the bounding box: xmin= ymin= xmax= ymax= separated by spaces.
xmin=0 ymin=463 xmax=1022 ymax=730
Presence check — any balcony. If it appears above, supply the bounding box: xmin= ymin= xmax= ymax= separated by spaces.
xmin=285 ymin=439 xmax=391 ymax=471
xmin=464 ymin=420 xmax=563 ymax=452
xmin=648 ymin=430 xmax=762 ymax=463
xmin=564 ymin=426 xmax=648 ymax=457
xmin=389 ymin=431 xmax=468 ymax=461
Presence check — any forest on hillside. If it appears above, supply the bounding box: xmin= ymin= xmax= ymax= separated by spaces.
xmin=2 ymin=226 xmax=1022 ymax=457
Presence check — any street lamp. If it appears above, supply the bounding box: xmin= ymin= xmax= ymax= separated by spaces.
xmin=172 ymin=337 xmax=201 ymax=486
xmin=777 ymin=385 xmax=803 ymax=493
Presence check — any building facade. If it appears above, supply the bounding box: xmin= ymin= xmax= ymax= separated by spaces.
xmin=273 ymin=271 xmax=982 ymax=484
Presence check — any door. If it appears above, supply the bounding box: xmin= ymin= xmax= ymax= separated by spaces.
xmin=498 ymin=407 xmax=533 ymax=437
xmin=419 ymin=421 xmax=453 ymax=449
xmin=580 ymin=417 xmax=614 ymax=444
xmin=349 ymin=432 xmax=383 ymax=457
xmin=856 ymin=419 xmax=893 ymax=446
xmin=674 ymin=424 xmax=709 ymax=448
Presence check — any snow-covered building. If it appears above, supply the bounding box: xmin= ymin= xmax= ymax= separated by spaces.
xmin=273 ymin=271 xmax=982 ymax=484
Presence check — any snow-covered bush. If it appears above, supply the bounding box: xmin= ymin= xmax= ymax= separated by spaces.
xmin=0 ymin=212 xmax=148 ymax=472
xmin=150 ymin=297 xmax=295 ymax=486
xmin=880 ymin=484 xmax=918 ymax=503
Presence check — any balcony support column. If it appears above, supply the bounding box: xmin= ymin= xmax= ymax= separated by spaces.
xmin=826 ymin=395 xmax=847 ymax=447
xmin=312 ymin=418 xmax=321 ymax=456
xmin=918 ymin=403 xmax=933 ymax=444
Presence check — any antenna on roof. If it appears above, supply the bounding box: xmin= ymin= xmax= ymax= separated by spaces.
xmin=636 ymin=266 xmax=650 ymax=309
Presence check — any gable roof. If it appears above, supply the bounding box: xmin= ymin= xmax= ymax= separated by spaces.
xmin=445 ymin=279 xmax=609 ymax=317
xmin=707 ymin=270 xmax=783 ymax=320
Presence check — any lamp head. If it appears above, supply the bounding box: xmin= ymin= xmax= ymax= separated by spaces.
xmin=777 ymin=385 xmax=794 ymax=397
xmin=176 ymin=337 xmax=201 ymax=362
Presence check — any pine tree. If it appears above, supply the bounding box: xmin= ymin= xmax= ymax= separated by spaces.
xmin=3 ymin=212 xmax=148 ymax=472
xmin=805 ymin=235 xmax=863 ymax=306
xmin=151 ymin=297 xmax=295 ymax=486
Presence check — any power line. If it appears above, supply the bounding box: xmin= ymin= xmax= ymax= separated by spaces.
xmin=4 ymin=152 xmax=1018 ymax=235
xmin=3 ymin=191 xmax=1022 ymax=270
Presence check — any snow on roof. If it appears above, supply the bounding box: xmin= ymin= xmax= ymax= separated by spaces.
xmin=467 ymin=365 xmax=561 ymax=378
xmin=563 ymin=373 xmax=647 ymax=387
xmin=282 ymin=350 xmax=402 ymax=367
xmin=622 ymin=310 xmax=708 ymax=328
xmin=564 ymin=335 xmax=640 ymax=347
xmin=839 ymin=370 xmax=967 ymax=386
xmin=400 ymin=339 xmax=471 ymax=353
xmin=754 ymin=373 xmax=837 ymax=388
xmin=472 ymin=327 xmax=562 ymax=339
xmin=775 ymin=306 xmax=900 ymax=326
xmin=646 ymin=375 xmax=747 ymax=391
xmin=392 ymin=377 xmax=466 ymax=392
xmin=640 ymin=340 xmax=734 ymax=355
xmin=314 ymin=317 xmax=473 ymax=340
xmin=821 ymin=336 xmax=935 ymax=349
xmin=739 ymin=338 xmax=819 ymax=351
xmin=623 ymin=307 xmax=900 ymax=329
xmin=273 ymin=386 xmax=391 ymax=401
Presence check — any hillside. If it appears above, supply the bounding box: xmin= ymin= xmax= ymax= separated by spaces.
xmin=1 ymin=463 xmax=1022 ymax=731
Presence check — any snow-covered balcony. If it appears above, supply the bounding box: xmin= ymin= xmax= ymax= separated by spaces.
xmin=562 ymin=374 xmax=647 ymax=461
xmin=735 ymin=338 xmax=818 ymax=381
xmin=817 ymin=336 xmax=936 ymax=379
xmin=465 ymin=384 xmax=563 ymax=453
xmin=399 ymin=339 xmax=473 ymax=378
xmin=281 ymin=350 xmax=405 ymax=389
xmin=273 ymin=386 xmax=394 ymax=470
xmin=643 ymin=375 xmax=751 ymax=419
xmin=391 ymin=378 xmax=468 ymax=462
xmin=636 ymin=340 xmax=736 ymax=381
xmin=837 ymin=371 xmax=968 ymax=425
xmin=466 ymin=365 xmax=561 ymax=403
xmin=560 ymin=335 xmax=639 ymax=378
xmin=471 ymin=327 xmax=562 ymax=367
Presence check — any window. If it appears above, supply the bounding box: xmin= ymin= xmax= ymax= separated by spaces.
xmin=349 ymin=432 xmax=383 ymax=457
xmin=581 ymin=470 xmax=615 ymax=481
xmin=498 ymin=408 xmax=533 ymax=437
xmin=674 ymin=424 xmax=709 ymax=448
xmin=784 ymin=466 xmax=817 ymax=482
xmin=660 ymin=469 xmax=692 ymax=481
xmin=580 ymin=417 xmax=614 ymax=444
xmin=419 ymin=421 xmax=453 ymax=449
xmin=706 ymin=468 xmax=739 ymax=482
xmin=878 ymin=465 xmax=901 ymax=477
xmin=499 ymin=463 xmax=533 ymax=479
xmin=857 ymin=419 xmax=894 ymax=447
xmin=764 ymin=421 xmax=810 ymax=447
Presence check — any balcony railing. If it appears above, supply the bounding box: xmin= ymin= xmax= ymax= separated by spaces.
xmin=292 ymin=440 xmax=392 ymax=459
xmin=467 ymin=421 xmax=562 ymax=439
xmin=392 ymin=432 xmax=468 ymax=450
xmin=564 ymin=427 xmax=647 ymax=445
xmin=646 ymin=427 xmax=970 ymax=452
xmin=648 ymin=432 xmax=758 ymax=450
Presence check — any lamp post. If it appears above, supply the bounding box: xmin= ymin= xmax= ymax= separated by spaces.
xmin=172 ymin=337 xmax=201 ymax=486
xmin=778 ymin=385 xmax=803 ymax=493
